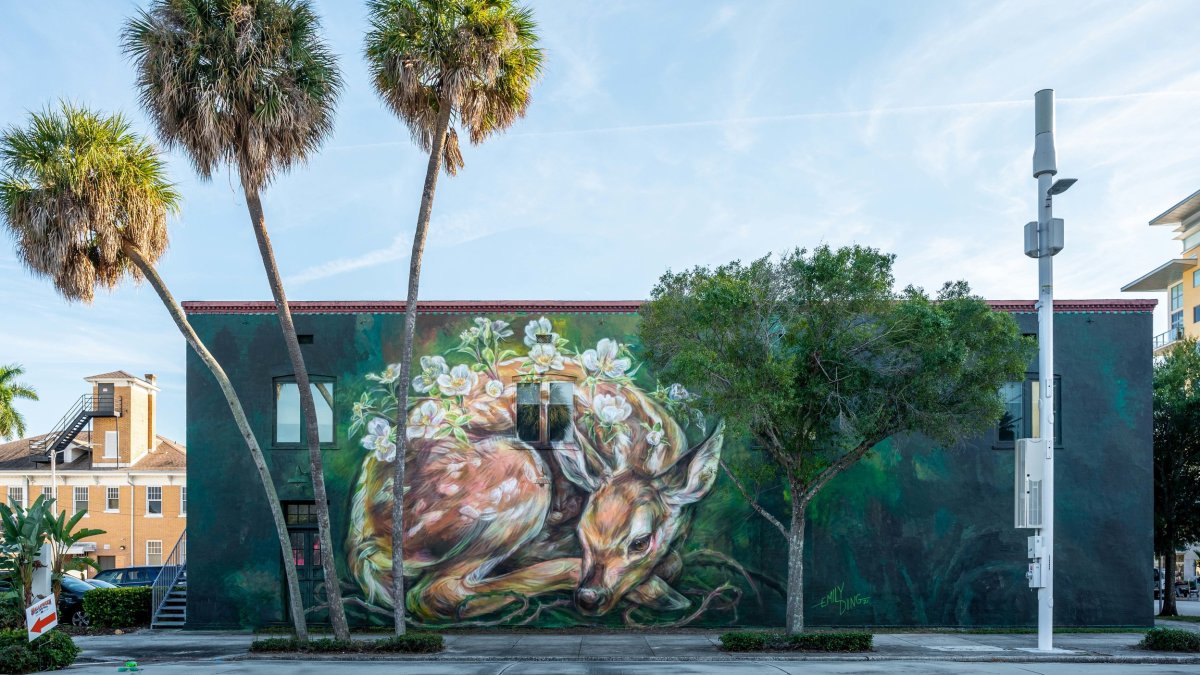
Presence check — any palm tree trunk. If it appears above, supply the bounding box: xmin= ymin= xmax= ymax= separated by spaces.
xmin=392 ymin=100 xmax=455 ymax=636
xmin=123 ymin=241 xmax=309 ymax=640
xmin=238 ymin=174 xmax=351 ymax=641
xmin=784 ymin=497 xmax=806 ymax=634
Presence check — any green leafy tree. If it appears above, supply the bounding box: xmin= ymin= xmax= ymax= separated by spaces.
xmin=0 ymin=103 xmax=307 ymax=638
xmin=0 ymin=365 xmax=38 ymax=441
xmin=364 ymin=0 xmax=543 ymax=634
xmin=1153 ymin=337 xmax=1200 ymax=617
xmin=638 ymin=246 xmax=1031 ymax=633
xmin=124 ymin=0 xmax=346 ymax=640
xmin=43 ymin=502 xmax=105 ymax=606
xmin=0 ymin=496 xmax=51 ymax=605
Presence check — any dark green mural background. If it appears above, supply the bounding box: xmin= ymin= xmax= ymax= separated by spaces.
xmin=184 ymin=307 xmax=1152 ymax=629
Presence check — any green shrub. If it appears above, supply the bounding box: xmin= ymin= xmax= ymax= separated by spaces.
xmin=250 ymin=633 xmax=444 ymax=654
xmin=0 ymin=595 xmax=23 ymax=631
xmin=1142 ymin=627 xmax=1200 ymax=652
xmin=374 ymin=633 xmax=444 ymax=653
xmin=0 ymin=629 xmax=79 ymax=673
xmin=719 ymin=630 xmax=872 ymax=652
xmin=81 ymin=587 xmax=152 ymax=628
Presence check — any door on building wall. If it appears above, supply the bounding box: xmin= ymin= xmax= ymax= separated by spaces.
xmin=96 ymin=383 xmax=115 ymax=413
xmin=284 ymin=502 xmax=328 ymax=623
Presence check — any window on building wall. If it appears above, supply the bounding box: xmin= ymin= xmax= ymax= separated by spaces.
xmin=146 ymin=486 xmax=162 ymax=516
xmin=106 ymin=487 xmax=120 ymax=512
xmin=73 ymin=486 xmax=88 ymax=515
xmin=515 ymin=380 xmax=575 ymax=445
xmin=146 ymin=540 xmax=163 ymax=566
xmin=1184 ymin=230 xmax=1200 ymax=253
xmin=103 ymin=431 xmax=117 ymax=459
xmin=1194 ymin=305 xmax=1200 ymax=324
xmin=7 ymin=486 xmax=24 ymax=508
xmin=996 ymin=376 xmax=1063 ymax=447
xmin=274 ymin=378 xmax=335 ymax=446
xmin=41 ymin=486 xmax=54 ymax=505
xmin=1171 ymin=284 xmax=1185 ymax=335
xmin=180 ymin=486 xmax=187 ymax=516
xmin=1194 ymin=269 xmax=1200 ymax=288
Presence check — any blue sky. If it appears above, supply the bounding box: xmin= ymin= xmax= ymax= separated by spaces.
xmin=2 ymin=0 xmax=1199 ymax=441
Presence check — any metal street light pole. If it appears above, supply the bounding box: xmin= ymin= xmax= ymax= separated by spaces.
xmin=1026 ymin=88 xmax=1076 ymax=652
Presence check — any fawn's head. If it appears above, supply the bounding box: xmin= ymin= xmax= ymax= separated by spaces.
xmin=555 ymin=421 xmax=724 ymax=615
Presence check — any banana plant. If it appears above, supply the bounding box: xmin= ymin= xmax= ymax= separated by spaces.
xmin=0 ymin=496 xmax=51 ymax=605
xmin=42 ymin=500 xmax=105 ymax=604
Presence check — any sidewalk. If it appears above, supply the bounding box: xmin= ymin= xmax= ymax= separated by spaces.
xmin=70 ymin=628 xmax=1200 ymax=667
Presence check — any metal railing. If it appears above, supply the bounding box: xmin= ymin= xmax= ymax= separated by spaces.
xmin=1154 ymin=326 xmax=1185 ymax=351
xmin=151 ymin=531 xmax=187 ymax=625
xmin=32 ymin=394 xmax=123 ymax=457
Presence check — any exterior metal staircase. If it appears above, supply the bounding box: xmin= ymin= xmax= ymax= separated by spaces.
xmin=151 ymin=532 xmax=187 ymax=628
xmin=31 ymin=393 xmax=121 ymax=460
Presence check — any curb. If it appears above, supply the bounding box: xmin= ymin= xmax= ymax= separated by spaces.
xmin=235 ymin=652 xmax=1200 ymax=664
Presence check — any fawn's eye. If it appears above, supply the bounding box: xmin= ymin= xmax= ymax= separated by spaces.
xmin=629 ymin=534 xmax=652 ymax=555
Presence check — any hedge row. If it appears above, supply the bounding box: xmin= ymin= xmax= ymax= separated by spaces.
xmin=82 ymin=587 xmax=152 ymax=628
xmin=719 ymin=631 xmax=873 ymax=652
xmin=1141 ymin=627 xmax=1200 ymax=652
xmin=0 ymin=629 xmax=78 ymax=674
xmin=250 ymin=633 xmax=443 ymax=654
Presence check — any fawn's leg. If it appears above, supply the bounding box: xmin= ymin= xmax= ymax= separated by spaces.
xmin=416 ymin=557 xmax=581 ymax=620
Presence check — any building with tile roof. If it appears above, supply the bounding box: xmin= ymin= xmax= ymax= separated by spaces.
xmin=0 ymin=371 xmax=186 ymax=574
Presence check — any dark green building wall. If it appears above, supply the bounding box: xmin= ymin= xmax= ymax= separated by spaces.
xmin=183 ymin=302 xmax=1153 ymax=629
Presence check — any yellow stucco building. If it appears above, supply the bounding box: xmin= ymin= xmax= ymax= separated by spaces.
xmin=1123 ymin=189 xmax=1200 ymax=354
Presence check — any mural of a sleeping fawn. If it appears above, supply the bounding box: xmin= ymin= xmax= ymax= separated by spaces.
xmin=348 ymin=355 xmax=724 ymax=621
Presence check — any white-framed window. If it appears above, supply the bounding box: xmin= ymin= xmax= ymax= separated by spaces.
xmin=7 ymin=486 xmax=24 ymax=508
xmin=41 ymin=486 xmax=54 ymax=504
xmin=146 ymin=540 xmax=163 ymax=566
xmin=179 ymin=486 xmax=187 ymax=516
xmin=103 ymin=431 xmax=117 ymax=459
xmin=73 ymin=486 xmax=89 ymax=515
xmin=106 ymin=487 xmax=120 ymax=512
xmin=146 ymin=486 xmax=162 ymax=516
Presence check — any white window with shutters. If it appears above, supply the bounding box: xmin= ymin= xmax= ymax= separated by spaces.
xmin=7 ymin=486 xmax=24 ymax=508
xmin=73 ymin=486 xmax=88 ymax=515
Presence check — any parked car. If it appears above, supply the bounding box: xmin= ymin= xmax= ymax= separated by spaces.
xmin=60 ymin=575 xmax=99 ymax=626
xmin=93 ymin=566 xmax=161 ymax=587
xmin=83 ymin=578 xmax=117 ymax=589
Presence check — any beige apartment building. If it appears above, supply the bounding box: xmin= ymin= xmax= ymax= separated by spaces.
xmin=0 ymin=371 xmax=185 ymax=573
xmin=1122 ymin=188 xmax=1200 ymax=355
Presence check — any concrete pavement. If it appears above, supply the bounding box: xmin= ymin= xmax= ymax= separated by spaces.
xmin=67 ymin=627 xmax=1200 ymax=671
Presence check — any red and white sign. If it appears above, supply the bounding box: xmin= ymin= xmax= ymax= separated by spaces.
xmin=25 ymin=596 xmax=57 ymax=642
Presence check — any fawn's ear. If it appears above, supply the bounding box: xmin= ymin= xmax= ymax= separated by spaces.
xmin=554 ymin=447 xmax=600 ymax=492
xmin=663 ymin=421 xmax=724 ymax=507
xmin=627 ymin=576 xmax=690 ymax=611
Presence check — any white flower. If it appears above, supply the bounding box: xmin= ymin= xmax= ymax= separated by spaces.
xmin=528 ymin=344 xmax=565 ymax=373
xmin=646 ymin=428 xmax=665 ymax=447
xmin=368 ymin=363 xmax=403 ymax=385
xmin=523 ymin=316 xmax=559 ymax=347
xmin=582 ymin=339 xmax=631 ymax=379
xmin=407 ymin=401 xmax=446 ymax=440
xmin=412 ymin=355 xmax=449 ymax=394
xmin=437 ymin=364 xmax=478 ymax=397
xmin=593 ymin=394 xmax=632 ymax=427
xmin=668 ymin=383 xmax=692 ymax=401
xmin=485 ymin=379 xmax=504 ymax=398
xmin=360 ymin=418 xmax=396 ymax=462
xmin=492 ymin=320 xmax=513 ymax=340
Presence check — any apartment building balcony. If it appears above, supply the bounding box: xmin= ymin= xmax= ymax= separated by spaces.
xmin=1154 ymin=326 xmax=1185 ymax=353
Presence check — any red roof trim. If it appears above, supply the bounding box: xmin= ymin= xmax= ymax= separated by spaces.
xmin=181 ymin=299 xmax=1157 ymax=315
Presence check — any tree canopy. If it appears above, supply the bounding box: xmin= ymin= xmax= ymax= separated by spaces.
xmin=1153 ymin=337 xmax=1200 ymax=616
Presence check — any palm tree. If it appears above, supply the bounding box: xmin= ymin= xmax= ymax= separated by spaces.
xmin=43 ymin=500 xmax=105 ymax=606
xmin=0 ymin=365 xmax=38 ymax=441
xmin=364 ymin=0 xmax=543 ymax=633
xmin=123 ymin=1 xmax=348 ymax=639
xmin=0 ymin=103 xmax=310 ymax=639
xmin=0 ymin=496 xmax=50 ymax=605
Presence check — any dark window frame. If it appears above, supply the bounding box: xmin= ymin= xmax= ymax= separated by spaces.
xmin=514 ymin=376 xmax=576 ymax=448
xmin=994 ymin=373 xmax=1063 ymax=449
xmin=273 ymin=375 xmax=338 ymax=449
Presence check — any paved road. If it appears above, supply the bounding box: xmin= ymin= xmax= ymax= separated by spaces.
xmin=62 ymin=660 xmax=1200 ymax=673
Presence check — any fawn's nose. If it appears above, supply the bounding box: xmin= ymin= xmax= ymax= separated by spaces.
xmin=575 ymin=587 xmax=609 ymax=613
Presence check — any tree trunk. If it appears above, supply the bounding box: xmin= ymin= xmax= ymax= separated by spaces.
xmin=392 ymin=99 xmax=455 ymax=636
xmin=784 ymin=499 xmax=806 ymax=634
xmin=124 ymin=242 xmax=309 ymax=640
xmin=238 ymin=178 xmax=350 ymax=641
xmin=1162 ymin=542 xmax=1179 ymax=617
